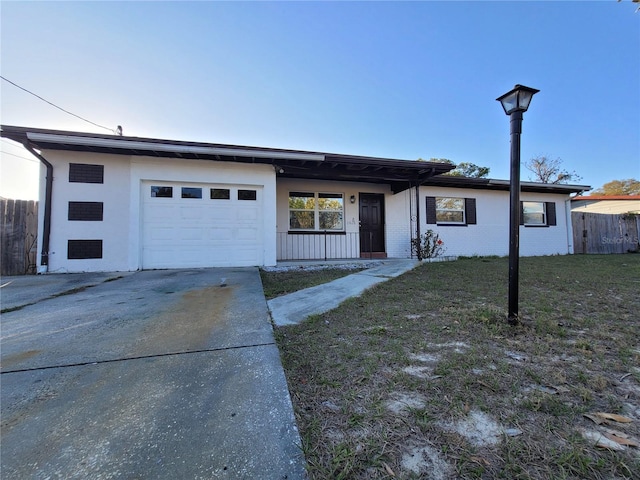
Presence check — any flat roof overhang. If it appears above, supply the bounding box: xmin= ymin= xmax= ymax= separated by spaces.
xmin=422 ymin=175 xmax=590 ymax=195
xmin=1 ymin=125 xmax=454 ymax=194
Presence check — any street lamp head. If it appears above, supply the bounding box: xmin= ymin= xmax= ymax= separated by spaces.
xmin=496 ymin=84 xmax=540 ymax=115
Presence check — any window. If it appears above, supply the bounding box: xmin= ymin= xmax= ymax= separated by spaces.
xmin=318 ymin=193 xmax=344 ymax=230
xmin=238 ymin=189 xmax=257 ymax=201
xmin=289 ymin=192 xmax=344 ymax=231
xmin=151 ymin=186 xmax=173 ymax=198
xmin=181 ymin=187 xmax=202 ymax=199
xmin=211 ymin=188 xmax=230 ymax=200
xmin=68 ymin=240 xmax=103 ymax=259
xmin=436 ymin=197 xmax=465 ymax=224
xmin=68 ymin=202 xmax=103 ymax=221
xmin=69 ymin=163 xmax=104 ymax=183
xmin=426 ymin=197 xmax=476 ymax=226
xmin=521 ymin=201 xmax=557 ymax=227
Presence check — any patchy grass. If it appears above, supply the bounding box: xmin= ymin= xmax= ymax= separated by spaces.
xmin=260 ymin=267 xmax=365 ymax=300
xmin=275 ymin=255 xmax=640 ymax=479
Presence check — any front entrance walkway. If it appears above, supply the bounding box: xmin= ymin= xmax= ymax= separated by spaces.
xmin=267 ymin=259 xmax=419 ymax=326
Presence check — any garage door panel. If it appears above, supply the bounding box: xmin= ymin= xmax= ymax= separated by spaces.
xmin=236 ymin=228 xmax=259 ymax=241
xmin=142 ymin=182 xmax=263 ymax=269
xmin=237 ymin=207 xmax=259 ymax=221
xmin=180 ymin=206 xmax=205 ymax=220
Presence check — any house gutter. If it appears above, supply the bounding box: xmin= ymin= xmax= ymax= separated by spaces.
xmin=24 ymin=143 xmax=53 ymax=271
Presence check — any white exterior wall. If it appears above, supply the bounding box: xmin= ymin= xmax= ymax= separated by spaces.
xmin=37 ymin=151 xmax=276 ymax=273
xmin=417 ymin=186 xmax=573 ymax=257
xmin=39 ymin=151 xmax=132 ymax=273
xmin=384 ymin=189 xmax=413 ymax=258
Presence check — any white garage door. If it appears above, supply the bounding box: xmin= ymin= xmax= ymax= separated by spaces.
xmin=141 ymin=182 xmax=264 ymax=269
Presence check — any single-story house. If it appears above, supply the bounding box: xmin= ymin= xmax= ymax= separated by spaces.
xmin=1 ymin=125 xmax=590 ymax=273
xmin=571 ymin=195 xmax=640 ymax=215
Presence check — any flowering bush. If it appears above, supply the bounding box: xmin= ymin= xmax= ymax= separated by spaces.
xmin=411 ymin=229 xmax=446 ymax=259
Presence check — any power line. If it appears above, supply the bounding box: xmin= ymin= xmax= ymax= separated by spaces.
xmin=1 ymin=150 xmax=40 ymax=163
xmin=1 ymin=75 xmax=116 ymax=134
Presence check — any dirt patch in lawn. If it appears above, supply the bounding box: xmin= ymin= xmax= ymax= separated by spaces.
xmin=276 ymin=255 xmax=640 ymax=479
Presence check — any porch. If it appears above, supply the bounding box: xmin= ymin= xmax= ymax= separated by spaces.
xmin=276 ymin=231 xmax=389 ymax=261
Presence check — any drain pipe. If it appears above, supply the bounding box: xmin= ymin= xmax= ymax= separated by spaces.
xmin=24 ymin=143 xmax=52 ymax=271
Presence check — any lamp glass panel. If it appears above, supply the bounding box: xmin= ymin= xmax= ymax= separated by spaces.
xmin=500 ymin=91 xmax=519 ymax=115
xmin=518 ymin=90 xmax=534 ymax=111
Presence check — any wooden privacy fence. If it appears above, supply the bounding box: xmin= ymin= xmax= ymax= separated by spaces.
xmin=1 ymin=199 xmax=38 ymax=275
xmin=572 ymin=212 xmax=640 ymax=254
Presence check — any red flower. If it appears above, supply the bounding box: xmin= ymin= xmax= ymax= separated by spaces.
xmin=437 ymin=239 xmax=443 ymax=245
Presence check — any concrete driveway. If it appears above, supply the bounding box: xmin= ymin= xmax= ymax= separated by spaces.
xmin=1 ymin=268 xmax=306 ymax=479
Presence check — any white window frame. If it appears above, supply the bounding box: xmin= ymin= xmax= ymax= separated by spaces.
xmin=436 ymin=197 xmax=465 ymax=224
xmin=288 ymin=192 xmax=344 ymax=231
xmin=522 ymin=201 xmax=546 ymax=226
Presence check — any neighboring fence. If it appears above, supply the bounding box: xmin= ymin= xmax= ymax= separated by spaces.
xmin=277 ymin=232 xmax=360 ymax=260
xmin=572 ymin=212 xmax=640 ymax=254
xmin=1 ymin=199 xmax=38 ymax=275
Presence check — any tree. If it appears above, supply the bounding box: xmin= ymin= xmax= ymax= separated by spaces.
xmin=419 ymin=158 xmax=490 ymax=178
xmin=446 ymin=162 xmax=490 ymax=178
xmin=525 ymin=156 xmax=582 ymax=184
xmin=591 ymin=179 xmax=640 ymax=196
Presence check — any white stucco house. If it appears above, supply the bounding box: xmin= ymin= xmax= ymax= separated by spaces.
xmin=1 ymin=125 xmax=590 ymax=273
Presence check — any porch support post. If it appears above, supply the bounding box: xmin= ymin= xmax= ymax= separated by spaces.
xmin=415 ymin=182 xmax=422 ymax=261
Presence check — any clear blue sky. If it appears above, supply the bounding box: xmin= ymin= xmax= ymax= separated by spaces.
xmin=2 ymin=1 xmax=639 ymax=200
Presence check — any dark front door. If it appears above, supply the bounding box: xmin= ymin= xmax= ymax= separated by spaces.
xmin=359 ymin=193 xmax=386 ymax=257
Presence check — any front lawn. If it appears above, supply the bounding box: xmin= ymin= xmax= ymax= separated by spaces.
xmin=275 ymin=255 xmax=640 ymax=479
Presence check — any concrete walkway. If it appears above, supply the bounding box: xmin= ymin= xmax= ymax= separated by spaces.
xmin=268 ymin=259 xmax=420 ymax=326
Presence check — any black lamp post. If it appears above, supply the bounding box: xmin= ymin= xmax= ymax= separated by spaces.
xmin=496 ymin=84 xmax=540 ymax=325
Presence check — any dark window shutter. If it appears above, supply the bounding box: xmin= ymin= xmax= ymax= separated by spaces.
xmin=519 ymin=201 xmax=524 ymax=225
xmin=465 ymin=198 xmax=477 ymax=225
xmin=68 ymin=202 xmax=103 ymax=221
xmin=426 ymin=196 xmax=436 ymax=224
xmin=546 ymin=202 xmax=557 ymax=226
xmin=68 ymin=240 xmax=103 ymax=259
xmin=69 ymin=163 xmax=104 ymax=183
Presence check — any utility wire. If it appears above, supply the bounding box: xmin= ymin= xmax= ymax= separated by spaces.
xmin=1 ymin=76 xmax=116 ymax=134
xmin=1 ymin=150 xmax=40 ymax=163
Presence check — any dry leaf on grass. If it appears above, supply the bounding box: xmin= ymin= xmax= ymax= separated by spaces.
xmin=603 ymin=432 xmax=639 ymax=448
xmin=584 ymin=412 xmax=633 ymax=425
xmin=382 ymin=461 xmax=396 ymax=476
xmin=594 ymin=412 xmax=633 ymax=423
xmin=584 ymin=413 xmax=606 ymax=425
xmin=581 ymin=429 xmax=626 ymax=451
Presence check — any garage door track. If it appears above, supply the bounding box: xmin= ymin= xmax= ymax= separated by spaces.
xmin=1 ymin=268 xmax=306 ymax=479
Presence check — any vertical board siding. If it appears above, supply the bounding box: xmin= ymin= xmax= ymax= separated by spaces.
xmin=572 ymin=212 xmax=640 ymax=254
xmin=1 ymin=199 xmax=38 ymax=275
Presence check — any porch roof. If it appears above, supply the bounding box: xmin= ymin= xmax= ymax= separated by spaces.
xmin=1 ymin=125 xmax=454 ymax=194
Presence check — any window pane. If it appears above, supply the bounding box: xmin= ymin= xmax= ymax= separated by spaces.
xmin=318 ymin=194 xmax=343 ymax=210
xmin=181 ymin=187 xmax=202 ymax=199
xmin=289 ymin=193 xmax=315 ymax=210
xmin=238 ymin=189 xmax=257 ymax=201
xmin=436 ymin=211 xmax=464 ymax=223
xmin=436 ymin=197 xmax=464 ymax=210
xmin=151 ymin=186 xmax=173 ymax=198
xmin=436 ymin=197 xmax=465 ymax=223
xmin=319 ymin=211 xmax=343 ymax=230
xmin=523 ymin=202 xmax=545 ymax=224
xmin=210 ymin=188 xmax=230 ymax=199
xmin=290 ymin=211 xmax=315 ymax=229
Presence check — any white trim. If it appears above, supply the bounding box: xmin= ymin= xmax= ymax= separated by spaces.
xmin=26 ymin=133 xmax=325 ymax=162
